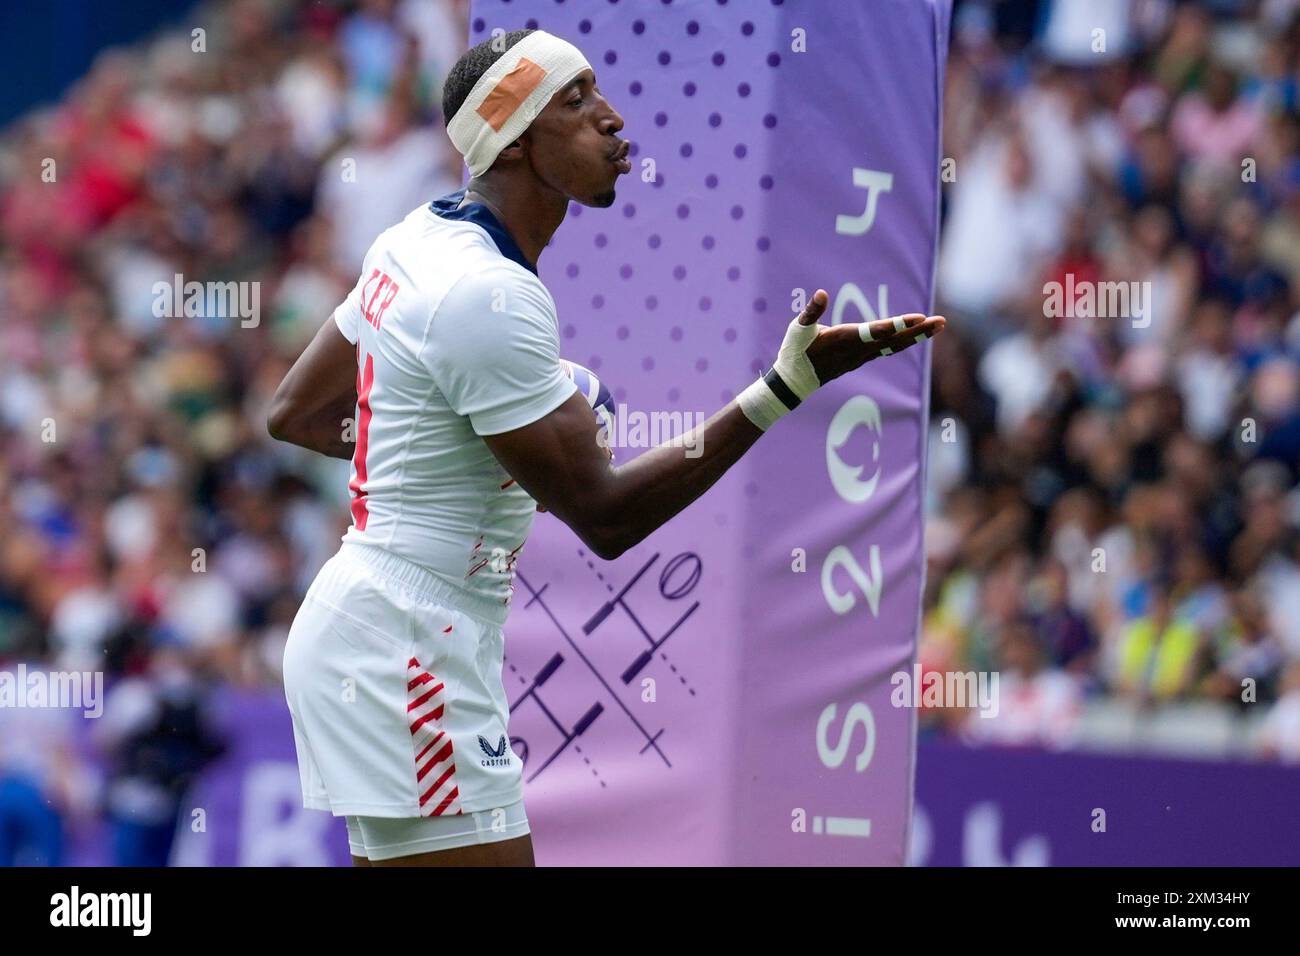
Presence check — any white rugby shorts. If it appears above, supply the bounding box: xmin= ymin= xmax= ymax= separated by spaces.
xmin=283 ymin=542 xmax=525 ymax=823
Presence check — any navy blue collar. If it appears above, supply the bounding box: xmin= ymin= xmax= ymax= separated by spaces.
xmin=429 ymin=189 xmax=537 ymax=275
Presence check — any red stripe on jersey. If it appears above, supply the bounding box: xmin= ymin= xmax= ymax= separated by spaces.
xmin=348 ymin=351 xmax=375 ymax=530
xmin=417 ymin=743 xmax=455 ymax=783
xmin=408 ymin=684 xmax=444 ymax=712
xmin=406 ymin=658 xmax=462 ymax=816
xmin=410 ymin=704 xmax=445 ymax=734
xmin=431 ymin=787 xmax=461 ymax=817
xmin=419 ymin=763 xmax=456 ymax=805
xmin=414 ymin=731 xmax=445 ymax=763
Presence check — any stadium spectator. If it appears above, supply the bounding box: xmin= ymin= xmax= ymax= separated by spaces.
xmin=928 ymin=0 xmax=1300 ymax=745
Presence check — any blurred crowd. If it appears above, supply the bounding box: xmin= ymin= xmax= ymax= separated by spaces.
xmin=927 ymin=0 xmax=1300 ymax=755
xmin=0 ymin=0 xmax=470 ymax=865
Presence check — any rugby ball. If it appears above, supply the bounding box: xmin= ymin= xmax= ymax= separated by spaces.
xmin=560 ymin=359 xmax=616 ymax=453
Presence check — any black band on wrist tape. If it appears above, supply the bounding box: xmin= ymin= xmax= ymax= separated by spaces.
xmin=763 ymin=367 xmax=801 ymax=411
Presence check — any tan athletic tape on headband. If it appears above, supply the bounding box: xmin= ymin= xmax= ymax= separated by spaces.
xmin=477 ymin=57 xmax=548 ymax=131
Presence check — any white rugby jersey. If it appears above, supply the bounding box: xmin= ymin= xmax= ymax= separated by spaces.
xmin=331 ymin=190 xmax=576 ymax=620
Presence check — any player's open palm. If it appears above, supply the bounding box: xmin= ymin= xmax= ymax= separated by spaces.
xmin=798 ymin=289 xmax=946 ymax=386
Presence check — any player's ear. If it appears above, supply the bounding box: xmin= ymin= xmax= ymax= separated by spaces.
xmin=496 ymin=137 xmax=526 ymax=163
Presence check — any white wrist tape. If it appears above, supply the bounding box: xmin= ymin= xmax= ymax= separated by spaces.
xmin=737 ymin=377 xmax=789 ymax=431
xmin=737 ymin=318 xmax=823 ymax=431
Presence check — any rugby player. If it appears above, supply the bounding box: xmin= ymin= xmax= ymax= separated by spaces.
xmin=268 ymin=28 xmax=945 ymax=867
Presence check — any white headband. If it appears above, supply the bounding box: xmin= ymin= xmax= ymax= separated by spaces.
xmin=447 ymin=31 xmax=592 ymax=178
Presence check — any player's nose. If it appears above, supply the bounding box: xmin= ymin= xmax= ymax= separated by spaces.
xmin=600 ymin=103 xmax=624 ymax=137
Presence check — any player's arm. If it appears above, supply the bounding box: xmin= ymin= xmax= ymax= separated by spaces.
xmin=484 ymin=290 xmax=944 ymax=559
xmin=489 ymin=391 xmax=761 ymax=559
xmin=266 ymin=316 xmax=358 ymax=460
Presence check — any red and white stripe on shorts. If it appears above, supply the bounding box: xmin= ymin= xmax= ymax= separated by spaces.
xmin=407 ymin=656 xmax=463 ymax=816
